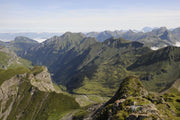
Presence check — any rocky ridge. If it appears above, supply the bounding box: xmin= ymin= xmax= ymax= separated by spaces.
xmin=29 ymin=66 xmax=58 ymax=92
xmin=0 ymin=66 xmax=62 ymax=120
xmin=94 ymin=76 xmax=178 ymax=120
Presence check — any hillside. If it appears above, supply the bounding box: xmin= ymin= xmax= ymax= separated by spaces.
xmin=0 ymin=46 xmax=32 ymax=69
xmin=0 ymin=47 xmax=80 ymax=120
xmin=67 ymin=37 xmax=150 ymax=96
xmin=0 ymin=36 xmax=39 ymax=56
xmin=0 ymin=66 xmax=80 ymax=120
xmin=94 ymin=76 xmax=180 ymax=120
xmin=17 ymin=33 xmax=180 ymax=97
xmin=21 ymin=32 xmax=97 ymax=83
xmin=160 ymin=79 xmax=180 ymax=117
xmin=128 ymin=46 xmax=180 ymax=91
xmin=19 ymin=34 xmax=152 ymax=96
xmin=3 ymin=32 xmax=179 ymax=97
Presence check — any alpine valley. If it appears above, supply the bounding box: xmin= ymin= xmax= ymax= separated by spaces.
xmin=0 ymin=27 xmax=180 ymax=120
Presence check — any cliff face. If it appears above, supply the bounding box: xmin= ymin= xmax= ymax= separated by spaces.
xmin=29 ymin=66 xmax=57 ymax=92
xmin=0 ymin=66 xmax=79 ymax=120
xmin=0 ymin=75 xmax=21 ymax=120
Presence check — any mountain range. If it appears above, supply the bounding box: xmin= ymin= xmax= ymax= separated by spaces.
xmin=0 ymin=27 xmax=180 ymax=119
xmin=1 ymin=32 xmax=180 ymax=95
xmin=86 ymin=27 xmax=180 ymax=49
xmin=1 ymin=27 xmax=180 ymax=48
xmin=0 ymin=32 xmax=62 ymax=42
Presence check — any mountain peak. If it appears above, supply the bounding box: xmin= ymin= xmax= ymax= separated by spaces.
xmin=104 ymin=37 xmax=144 ymax=49
xmin=14 ymin=36 xmax=38 ymax=43
xmin=95 ymin=75 xmax=177 ymax=120
xmin=142 ymin=27 xmax=159 ymax=32
xmin=43 ymin=32 xmax=86 ymax=47
xmin=62 ymin=32 xmax=85 ymax=38
xmin=151 ymin=27 xmax=168 ymax=34
xmin=107 ymin=76 xmax=148 ymax=103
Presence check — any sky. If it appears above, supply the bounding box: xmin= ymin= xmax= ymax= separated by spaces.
xmin=0 ymin=0 xmax=180 ymax=33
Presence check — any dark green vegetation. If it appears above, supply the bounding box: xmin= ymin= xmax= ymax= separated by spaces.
xmin=20 ymin=33 xmax=151 ymax=96
xmin=9 ymin=36 xmax=39 ymax=55
xmin=7 ymin=80 xmax=79 ymax=120
xmin=12 ymin=32 xmax=179 ymax=98
xmin=128 ymin=46 xmax=180 ymax=91
xmin=0 ymin=49 xmax=80 ymax=120
xmin=106 ymin=76 xmax=148 ymax=104
xmin=0 ymin=67 xmax=29 ymax=86
xmin=0 ymin=66 xmax=80 ymax=120
xmin=0 ymin=46 xmax=32 ymax=85
xmin=72 ymin=109 xmax=90 ymax=120
xmin=95 ymin=76 xmax=180 ymax=120
xmin=161 ymin=79 xmax=180 ymax=117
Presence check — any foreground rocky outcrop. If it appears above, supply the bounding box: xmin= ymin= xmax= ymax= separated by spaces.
xmin=29 ymin=66 xmax=59 ymax=92
xmin=94 ymin=76 xmax=179 ymax=120
xmin=0 ymin=66 xmax=79 ymax=120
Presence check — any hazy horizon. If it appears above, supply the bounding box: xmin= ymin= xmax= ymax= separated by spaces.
xmin=0 ymin=26 xmax=178 ymax=34
xmin=0 ymin=0 xmax=180 ymax=33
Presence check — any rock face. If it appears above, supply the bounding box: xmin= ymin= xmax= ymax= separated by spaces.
xmin=0 ymin=75 xmax=21 ymax=120
xmin=0 ymin=67 xmax=54 ymax=120
xmin=0 ymin=66 xmax=79 ymax=120
xmin=94 ymin=76 xmax=178 ymax=120
xmin=30 ymin=66 xmax=57 ymax=92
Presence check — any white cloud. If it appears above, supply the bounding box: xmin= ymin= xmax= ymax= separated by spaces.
xmin=33 ymin=38 xmax=46 ymax=43
xmin=175 ymin=42 xmax=180 ymax=47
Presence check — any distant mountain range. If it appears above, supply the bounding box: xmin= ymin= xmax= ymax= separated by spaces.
xmin=142 ymin=26 xmax=159 ymax=32
xmin=0 ymin=27 xmax=180 ymax=50
xmin=86 ymin=27 xmax=180 ymax=49
xmin=0 ymin=32 xmax=62 ymax=42
xmin=0 ymin=27 xmax=179 ymax=44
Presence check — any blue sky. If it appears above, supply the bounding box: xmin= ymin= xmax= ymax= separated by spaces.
xmin=0 ymin=0 xmax=180 ymax=32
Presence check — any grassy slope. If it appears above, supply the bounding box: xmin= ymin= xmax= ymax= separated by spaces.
xmin=7 ymin=77 xmax=80 ymax=120
xmin=0 ymin=48 xmax=80 ymax=119
xmin=67 ymin=38 xmax=150 ymax=96
xmin=0 ymin=48 xmax=32 ymax=85
xmin=128 ymin=46 xmax=180 ymax=92
xmin=95 ymin=76 xmax=180 ymax=120
xmin=0 ymin=65 xmax=80 ymax=120
xmin=15 ymin=34 xmax=180 ymax=98
xmin=161 ymin=79 xmax=180 ymax=117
